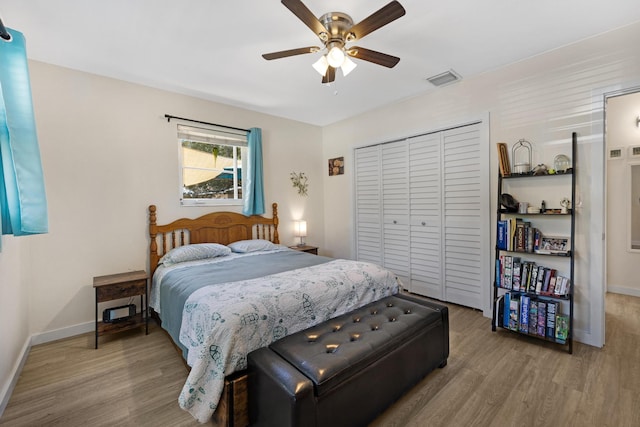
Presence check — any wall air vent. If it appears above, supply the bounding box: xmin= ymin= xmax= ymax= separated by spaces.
xmin=608 ymin=147 xmax=624 ymax=160
xmin=426 ymin=69 xmax=462 ymax=87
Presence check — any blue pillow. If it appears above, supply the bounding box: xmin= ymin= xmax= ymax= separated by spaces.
xmin=228 ymin=239 xmax=278 ymax=253
xmin=159 ymin=243 xmax=231 ymax=265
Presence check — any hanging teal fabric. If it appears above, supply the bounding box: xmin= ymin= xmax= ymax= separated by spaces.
xmin=0 ymin=28 xmax=48 ymax=248
xmin=242 ymin=127 xmax=265 ymax=216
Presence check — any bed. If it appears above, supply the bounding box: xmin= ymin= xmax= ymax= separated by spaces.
xmin=148 ymin=203 xmax=400 ymax=425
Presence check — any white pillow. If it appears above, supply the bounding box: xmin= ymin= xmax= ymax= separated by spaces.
xmin=228 ymin=239 xmax=278 ymax=253
xmin=159 ymin=243 xmax=231 ymax=265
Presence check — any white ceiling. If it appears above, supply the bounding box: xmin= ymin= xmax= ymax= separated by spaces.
xmin=1 ymin=0 xmax=640 ymax=126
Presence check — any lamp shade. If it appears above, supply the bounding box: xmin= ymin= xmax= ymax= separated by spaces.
xmin=341 ymin=56 xmax=357 ymax=76
xmin=295 ymin=220 xmax=307 ymax=237
xmin=312 ymin=55 xmax=329 ymax=76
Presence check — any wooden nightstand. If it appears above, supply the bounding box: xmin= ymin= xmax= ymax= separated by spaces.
xmin=93 ymin=270 xmax=148 ymax=349
xmin=289 ymin=245 xmax=318 ymax=255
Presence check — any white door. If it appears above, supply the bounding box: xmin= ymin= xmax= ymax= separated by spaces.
xmin=354 ymin=145 xmax=382 ymax=265
xmin=408 ymin=133 xmax=443 ymax=299
xmin=381 ymin=141 xmax=410 ymax=285
xmin=441 ymin=124 xmax=488 ymax=310
xmin=354 ymin=122 xmax=489 ymax=311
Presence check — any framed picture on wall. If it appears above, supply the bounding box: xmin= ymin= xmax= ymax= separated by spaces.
xmin=329 ymin=157 xmax=344 ymax=176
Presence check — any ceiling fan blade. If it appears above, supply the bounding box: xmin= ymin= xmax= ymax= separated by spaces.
xmin=262 ymin=47 xmax=319 ymax=60
xmin=347 ymin=1 xmax=406 ymax=41
xmin=281 ymin=0 xmax=327 ymax=39
xmin=322 ymin=66 xmax=336 ymax=84
xmin=347 ymin=46 xmax=400 ymax=68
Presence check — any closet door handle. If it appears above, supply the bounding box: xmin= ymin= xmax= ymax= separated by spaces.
xmin=421 ymin=221 xmax=426 ymax=226
xmin=393 ymin=220 xmax=397 ymax=224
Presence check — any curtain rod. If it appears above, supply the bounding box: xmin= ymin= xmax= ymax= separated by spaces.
xmin=0 ymin=17 xmax=11 ymax=40
xmin=164 ymin=114 xmax=249 ymax=133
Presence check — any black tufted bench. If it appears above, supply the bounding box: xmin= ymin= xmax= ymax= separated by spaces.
xmin=247 ymin=293 xmax=449 ymax=427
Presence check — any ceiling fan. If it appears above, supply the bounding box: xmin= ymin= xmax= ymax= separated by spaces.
xmin=262 ymin=0 xmax=406 ymax=83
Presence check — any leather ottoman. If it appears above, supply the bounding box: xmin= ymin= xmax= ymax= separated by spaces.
xmin=248 ymin=293 xmax=449 ymax=427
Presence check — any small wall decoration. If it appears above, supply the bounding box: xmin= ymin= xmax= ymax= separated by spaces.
xmin=329 ymin=157 xmax=344 ymax=176
xmin=290 ymin=172 xmax=308 ymax=196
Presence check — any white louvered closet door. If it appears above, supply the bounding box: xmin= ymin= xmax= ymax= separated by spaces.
xmin=441 ymin=124 xmax=487 ymax=310
xmin=354 ymin=121 xmax=488 ymax=311
xmin=408 ymin=133 xmax=443 ymax=299
xmin=381 ymin=141 xmax=410 ymax=285
xmin=354 ymin=145 xmax=382 ymax=265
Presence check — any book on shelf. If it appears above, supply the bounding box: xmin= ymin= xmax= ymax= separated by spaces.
xmin=520 ymin=262 xmax=530 ymax=292
xmin=519 ymin=295 xmax=530 ymax=333
xmin=551 ymin=276 xmax=571 ymax=296
xmin=497 ymin=220 xmax=508 ymax=250
xmin=534 ymin=266 xmax=546 ymax=294
xmin=528 ymin=300 xmax=538 ymax=335
xmin=503 ymin=292 xmax=510 ymax=328
xmin=512 ymin=257 xmax=522 ymax=291
xmin=515 ymin=222 xmax=526 ymax=252
xmin=496 ymin=294 xmax=505 ymax=328
xmin=509 ymin=295 xmax=519 ymax=331
xmin=535 ymin=236 xmax=570 ymax=255
xmin=547 ymin=276 xmax=557 ymax=295
xmin=556 ymin=314 xmax=569 ymax=343
xmin=536 ymin=302 xmax=546 ymax=337
xmin=526 ymin=226 xmax=535 ymax=253
xmin=533 ymin=229 xmax=541 ymax=252
xmin=525 ymin=262 xmax=536 ymax=293
xmin=556 ymin=277 xmax=566 ymax=295
xmin=495 ymin=258 xmax=501 ymax=288
xmin=564 ymin=277 xmax=572 ymax=295
xmin=540 ymin=269 xmax=556 ymax=295
xmin=504 ymin=255 xmax=513 ymax=290
xmin=527 ymin=264 xmax=538 ymax=293
xmin=497 ymin=142 xmax=511 ymax=177
xmin=506 ymin=218 xmax=517 ymax=251
xmin=546 ymin=301 xmax=559 ymax=339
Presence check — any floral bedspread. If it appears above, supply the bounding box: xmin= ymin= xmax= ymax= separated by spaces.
xmin=177 ymin=258 xmax=399 ymax=423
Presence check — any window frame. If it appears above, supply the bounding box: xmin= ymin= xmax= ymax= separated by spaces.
xmin=176 ymin=123 xmax=248 ymax=207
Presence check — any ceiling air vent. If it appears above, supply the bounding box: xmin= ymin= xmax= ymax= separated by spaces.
xmin=426 ymin=69 xmax=462 ymax=87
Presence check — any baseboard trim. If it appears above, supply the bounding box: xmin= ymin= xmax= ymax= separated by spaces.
xmin=607 ymin=286 xmax=640 ymax=298
xmin=30 ymin=321 xmax=94 ymax=346
xmin=0 ymin=338 xmax=30 ymax=418
xmin=1 ymin=321 xmax=94 ymax=418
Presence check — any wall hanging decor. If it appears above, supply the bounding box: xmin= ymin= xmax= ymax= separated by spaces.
xmin=329 ymin=157 xmax=344 ymax=176
xmin=290 ymin=172 xmax=309 ymax=196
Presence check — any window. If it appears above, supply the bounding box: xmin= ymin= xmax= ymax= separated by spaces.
xmin=177 ymin=124 xmax=247 ymax=206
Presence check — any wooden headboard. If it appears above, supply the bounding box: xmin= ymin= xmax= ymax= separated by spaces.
xmin=148 ymin=203 xmax=280 ymax=278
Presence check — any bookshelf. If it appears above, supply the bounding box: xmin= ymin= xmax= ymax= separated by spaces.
xmin=491 ymin=132 xmax=576 ymax=354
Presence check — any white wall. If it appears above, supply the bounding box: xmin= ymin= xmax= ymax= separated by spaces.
xmin=22 ymin=60 xmax=324 ymax=336
xmin=0 ymin=236 xmax=29 ymax=414
xmin=322 ymin=20 xmax=640 ymax=348
xmin=606 ymin=90 xmax=640 ymax=296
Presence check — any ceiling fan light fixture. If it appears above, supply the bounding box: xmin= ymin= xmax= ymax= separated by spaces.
xmin=341 ymin=56 xmax=357 ymax=76
xmin=327 ymin=46 xmax=346 ymax=68
xmin=264 ymin=0 xmax=406 ymax=84
xmin=312 ymin=55 xmax=329 ymax=76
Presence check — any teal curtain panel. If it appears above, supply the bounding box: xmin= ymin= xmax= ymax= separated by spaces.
xmin=242 ymin=127 xmax=265 ymax=216
xmin=0 ymin=28 xmax=48 ymax=247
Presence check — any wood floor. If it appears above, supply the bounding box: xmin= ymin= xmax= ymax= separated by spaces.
xmin=1 ymin=292 xmax=639 ymax=427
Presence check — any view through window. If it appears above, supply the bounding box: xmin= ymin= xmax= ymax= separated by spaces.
xmin=178 ymin=124 xmax=247 ymax=205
